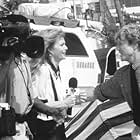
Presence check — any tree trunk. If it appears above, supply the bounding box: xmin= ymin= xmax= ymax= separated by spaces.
xmin=114 ymin=0 xmax=125 ymax=27
xmin=100 ymin=0 xmax=116 ymax=27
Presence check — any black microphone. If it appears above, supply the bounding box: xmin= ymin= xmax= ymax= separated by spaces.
xmin=69 ymin=77 xmax=78 ymax=93
xmin=67 ymin=77 xmax=77 ymax=115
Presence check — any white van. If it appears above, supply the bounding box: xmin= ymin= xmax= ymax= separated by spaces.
xmin=30 ymin=20 xmax=101 ymax=97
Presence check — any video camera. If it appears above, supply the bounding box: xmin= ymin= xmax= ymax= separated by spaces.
xmin=0 ymin=14 xmax=44 ymax=61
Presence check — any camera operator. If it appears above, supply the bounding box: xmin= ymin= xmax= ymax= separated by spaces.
xmin=0 ymin=15 xmax=33 ymax=140
xmin=0 ymin=14 xmax=61 ymax=140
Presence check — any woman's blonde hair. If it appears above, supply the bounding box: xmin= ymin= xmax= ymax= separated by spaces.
xmin=30 ymin=28 xmax=65 ymax=77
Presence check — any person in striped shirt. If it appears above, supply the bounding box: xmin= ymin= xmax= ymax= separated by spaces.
xmin=88 ymin=23 xmax=140 ymax=139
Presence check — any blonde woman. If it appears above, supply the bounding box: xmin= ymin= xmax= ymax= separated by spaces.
xmin=29 ymin=28 xmax=76 ymax=140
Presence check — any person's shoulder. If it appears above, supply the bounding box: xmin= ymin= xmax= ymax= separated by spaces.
xmin=40 ymin=63 xmax=48 ymax=70
xmin=115 ymin=64 xmax=130 ymax=75
xmin=38 ymin=63 xmax=49 ymax=74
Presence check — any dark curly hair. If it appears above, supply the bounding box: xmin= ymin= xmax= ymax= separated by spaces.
xmin=115 ymin=23 xmax=140 ymax=49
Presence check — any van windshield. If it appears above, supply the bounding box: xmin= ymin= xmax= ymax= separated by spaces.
xmin=65 ymin=33 xmax=88 ymax=56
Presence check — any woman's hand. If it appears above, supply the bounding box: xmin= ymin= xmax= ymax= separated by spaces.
xmin=52 ymin=108 xmax=67 ymax=127
xmin=66 ymin=88 xmax=88 ymax=105
xmin=63 ymin=95 xmax=76 ymax=107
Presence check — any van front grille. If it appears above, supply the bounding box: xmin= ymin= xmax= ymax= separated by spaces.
xmin=77 ymin=62 xmax=94 ymax=69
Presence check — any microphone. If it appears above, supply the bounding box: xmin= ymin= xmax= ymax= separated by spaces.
xmin=67 ymin=77 xmax=78 ymax=115
xmin=68 ymin=77 xmax=78 ymax=93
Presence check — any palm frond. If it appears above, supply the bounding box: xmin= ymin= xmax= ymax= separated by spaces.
xmin=0 ymin=0 xmax=10 ymax=13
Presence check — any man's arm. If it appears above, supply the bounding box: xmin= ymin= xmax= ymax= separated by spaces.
xmin=85 ymin=72 xmax=122 ymax=103
xmin=34 ymin=97 xmax=61 ymax=116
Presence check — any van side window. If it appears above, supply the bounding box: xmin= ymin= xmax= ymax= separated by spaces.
xmin=65 ymin=33 xmax=88 ymax=56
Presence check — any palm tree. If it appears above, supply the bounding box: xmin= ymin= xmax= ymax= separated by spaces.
xmin=0 ymin=0 xmax=10 ymax=15
xmin=114 ymin=0 xmax=125 ymax=27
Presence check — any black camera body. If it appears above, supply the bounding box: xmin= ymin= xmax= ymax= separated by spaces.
xmin=0 ymin=14 xmax=44 ymax=60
